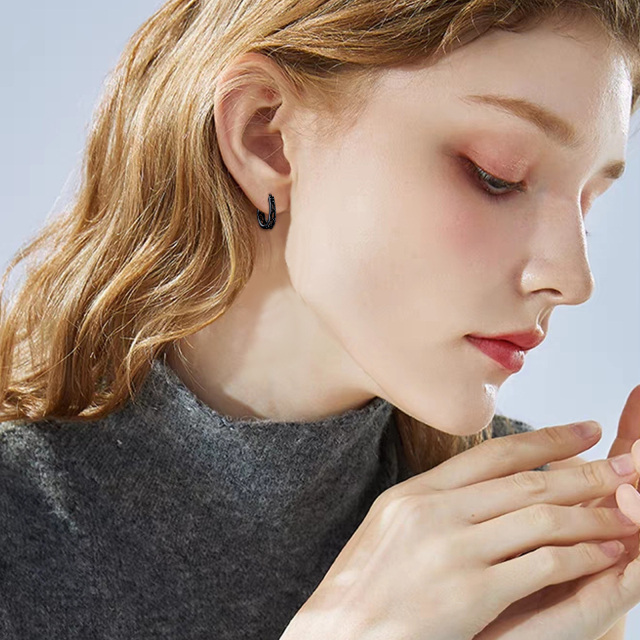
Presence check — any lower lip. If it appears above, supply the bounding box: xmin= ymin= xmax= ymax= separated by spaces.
xmin=465 ymin=336 xmax=525 ymax=373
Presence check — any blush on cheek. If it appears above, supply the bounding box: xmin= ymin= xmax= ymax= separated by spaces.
xmin=440 ymin=204 xmax=508 ymax=278
xmin=440 ymin=181 xmax=489 ymax=252
xmin=447 ymin=208 xmax=482 ymax=253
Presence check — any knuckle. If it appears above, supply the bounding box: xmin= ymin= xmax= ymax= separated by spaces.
xmin=528 ymin=503 xmax=560 ymax=530
xmin=594 ymin=507 xmax=614 ymax=528
xmin=371 ymin=491 xmax=392 ymax=517
xmin=546 ymin=426 xmax=570 ymax=448
xmin=373 ymin=488 xmax=406 ymax=521
xmin=538 ymin=545 xmax=564 ymax=573
xmin=396 ymin=494 xmax=426 ymax=525
xmin=510 ymin=470 xmax=548 ymax=497
xmin=483 ymin=437 xmax=516 ymax=466
xmin=376 ymin=485 xmax=399 ymax=508
xmin=579 ymin=462 xmax=603 ymax=488
xmin=581 ymin=542 xmax=604 ymax=564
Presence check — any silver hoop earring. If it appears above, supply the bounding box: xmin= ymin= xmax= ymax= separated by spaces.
xmin=257 ymin=194 xmax=276 ymax=229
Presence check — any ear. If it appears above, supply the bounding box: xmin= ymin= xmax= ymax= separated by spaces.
xmin=213 ymin=52 xmax=298 ymax=217
xmin=545 ymin=455 xmax=588 ymax=471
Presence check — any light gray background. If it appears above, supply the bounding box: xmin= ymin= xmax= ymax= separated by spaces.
xmin=1 ymin=1 xmax=639 ymax=636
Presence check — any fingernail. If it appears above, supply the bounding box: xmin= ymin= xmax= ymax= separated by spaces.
xmin=610 ymin=453 xmax=636 ymax=476
xmin=571 ymin=422 xmax=600 ymax=439
xmin=626 ymin=489 xmax=640 ymax=523
xmin=599 ymin=540 xmax=625 ymax=557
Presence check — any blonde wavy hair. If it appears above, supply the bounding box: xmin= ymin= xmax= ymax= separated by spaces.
xmin=1 ymin=0 xmax=639 ymax=476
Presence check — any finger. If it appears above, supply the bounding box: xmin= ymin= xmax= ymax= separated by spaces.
xmin=459 ymin=451 xmax=638 ymax=528
xmin=419 ymin=422 xmax=602 ymax=494
xmin=590 ymin=438 xmax=640 ymax=509
xmin=488 ymin=534 xmax=627 ymax=626
xmin=517 ymin=554 xmax=628 ymax=640
xmin=611 ymin=482 xmax=640 ymax=612
xmin=617 ymin=384 xmax=640 ymax=442
xmin=608 ymin=385 xmax=640 ymax=460
xmin=615 ymin=479 xmax=640 ymax=525
xmin=475 ymin=503 xmax=639 ymax=565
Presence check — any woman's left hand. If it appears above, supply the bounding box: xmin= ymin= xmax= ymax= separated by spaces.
xmin=474 ymin=384 xmax=640 ymax=640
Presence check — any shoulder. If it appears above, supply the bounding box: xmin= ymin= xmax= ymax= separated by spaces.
xmin=0 ymin=419 xmax=74 ymax=496
xmin=0 ymin=419 xmax=66 ymax=523
xmin=0 ymin=419 xmax=54 ymax=462
xmin=0 ymin=417 xmax=101 ymax=500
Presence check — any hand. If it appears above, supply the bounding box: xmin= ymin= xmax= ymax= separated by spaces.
xmin=474 ymin=383 xmax=640 ymax=640
xmin=577 ymin=384 xmax=640 ymax=559
xmin=284 ymin=418 xmax=631 ymax=640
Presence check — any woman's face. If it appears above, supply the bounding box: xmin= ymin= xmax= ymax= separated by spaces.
xmin=201 ymin=17 xmax=632 ymax=433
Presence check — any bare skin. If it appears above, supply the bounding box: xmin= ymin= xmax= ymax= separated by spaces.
xmin=166 ymin=16 xmax=631 ymax=436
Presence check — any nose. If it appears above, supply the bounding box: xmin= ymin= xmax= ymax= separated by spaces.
xmin=520 ymin=197 xmax=596 ymax=306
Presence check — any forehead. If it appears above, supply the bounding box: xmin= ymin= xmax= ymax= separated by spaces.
xmin=371 ymin=22 xmax=631 ymax=162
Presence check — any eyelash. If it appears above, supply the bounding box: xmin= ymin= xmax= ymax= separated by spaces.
xmin=464 ymin=157 xmax=525 ymax=199
xmin=463 ymin=158 xmax=592 ymax=237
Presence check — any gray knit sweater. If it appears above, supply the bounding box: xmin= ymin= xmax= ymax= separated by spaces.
xmin=0 ymin=356 xmax=547 ymax=639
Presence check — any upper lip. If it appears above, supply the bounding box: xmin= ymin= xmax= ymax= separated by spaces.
xmin=468 ymin=329 xmax=546 ymax=351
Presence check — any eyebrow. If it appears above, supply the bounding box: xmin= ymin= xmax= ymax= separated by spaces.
xmin=461 ymin=93 xmax=626 ymax=181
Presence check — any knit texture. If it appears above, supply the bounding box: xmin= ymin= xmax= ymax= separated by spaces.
xmin=0 ymin=356 xmax=546 ymax=639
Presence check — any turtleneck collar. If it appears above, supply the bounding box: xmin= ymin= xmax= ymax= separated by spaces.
xmin=135 ymin=354 xmax=395 ymax=436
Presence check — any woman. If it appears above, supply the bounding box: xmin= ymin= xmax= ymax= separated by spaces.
xmin=1 ymin=1 xmax=639 ymax=638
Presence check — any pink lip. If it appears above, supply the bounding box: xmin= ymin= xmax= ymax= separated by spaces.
xmin=465 ymin=335 xmax=525 ymax=373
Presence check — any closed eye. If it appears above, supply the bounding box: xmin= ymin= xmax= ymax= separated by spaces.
xmin=462 ymin=158 xmax=593 ymax=238
xmin=462 ymin=158 xmax=525 ymax=199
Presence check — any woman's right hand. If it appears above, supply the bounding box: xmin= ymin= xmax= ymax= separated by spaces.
xmin=282 ymin=421 xmax=640 ymax=640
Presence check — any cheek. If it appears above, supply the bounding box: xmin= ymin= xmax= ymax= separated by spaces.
xmin=438 ymin=182 xmax=508 ymax=270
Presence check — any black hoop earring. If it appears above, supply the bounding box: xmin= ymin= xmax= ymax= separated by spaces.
xmin=257 ymin=194 xmax=276 ymax=230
